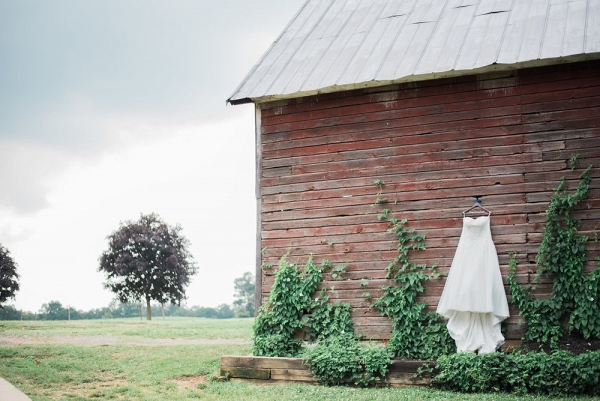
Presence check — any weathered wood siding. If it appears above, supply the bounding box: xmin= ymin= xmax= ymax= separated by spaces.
xmin=257 ymin=60 xmax=600 ymax=341
xmin=220 ymin=355 xmax=431 ymax=386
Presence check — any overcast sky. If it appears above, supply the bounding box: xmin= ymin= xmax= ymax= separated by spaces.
xmin=0 ymin=1 xmax=305 ymax=312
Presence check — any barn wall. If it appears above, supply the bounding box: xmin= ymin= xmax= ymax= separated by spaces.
xmin=257 ymin=60 xmax=600 ymax=341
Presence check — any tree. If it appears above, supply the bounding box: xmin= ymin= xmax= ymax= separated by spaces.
xmin=215 ymin=303 xmax=235 ymax=319
xmin=233 ymin=272 xmax=255 ymax=317
xmin=39 ymin=300 xmax=68 ymax=320
xmin=0 ymin=244 xmax=19 ymax=309
xmin=98 ymin=213 xmax=197 ymax=320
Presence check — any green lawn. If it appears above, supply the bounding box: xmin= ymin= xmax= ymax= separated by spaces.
xmin=0 ymin=317 xmax=253 ymax=340
xmin=0 ymin=317 xmax=598 ymax=400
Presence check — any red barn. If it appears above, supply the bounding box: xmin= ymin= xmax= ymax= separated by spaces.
xmin=228 ymin=0 xmax=600 ymax=342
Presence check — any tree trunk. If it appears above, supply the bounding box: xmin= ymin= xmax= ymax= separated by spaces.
xmin=146 ymin=297 xmax=152 ymax=320
xmin=139 ymin=303 xmax=142 ymax=320
xmin=161 ymin=304 xmax=165 ymax=320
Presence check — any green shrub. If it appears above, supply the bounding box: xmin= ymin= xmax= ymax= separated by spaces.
xmin=433 ymin=350 xmax=600 ymax=396
xmin=304 ymin=333 xmax=392 ymax=387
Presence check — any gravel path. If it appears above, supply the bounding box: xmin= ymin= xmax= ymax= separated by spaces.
xmin=0 ymin=335 xmax=250 ymax=346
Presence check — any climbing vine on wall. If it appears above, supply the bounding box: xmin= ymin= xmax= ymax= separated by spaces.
xmin=252 ymin=254 xmax=354 ymax=357
xmin=372 ymin=182 xmax=455 ymax=359
xmin=507 ymin=165 xmax=600 ymax=348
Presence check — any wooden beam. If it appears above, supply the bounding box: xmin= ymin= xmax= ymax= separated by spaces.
xmin=255 ymin=105 xmax=263 ymax=315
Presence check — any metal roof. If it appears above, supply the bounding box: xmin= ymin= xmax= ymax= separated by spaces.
xmin=228 ymin=0 xmax=600 ymax=105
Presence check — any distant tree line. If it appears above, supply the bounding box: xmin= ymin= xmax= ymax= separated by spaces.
xmin=0 ymin=270 xmax=255 ymax=321
xmin=0 ymin=300 xmax=239 ymax=321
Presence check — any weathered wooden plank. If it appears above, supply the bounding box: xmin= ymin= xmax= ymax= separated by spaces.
xmin=262 ymin=174 xmax=525 ymax=207
xmin=262 ymin=222 xmax=531 ymax=243
xmin=261 ymin=229 xmax=528 ymax=250
xmin=220 ymin=367 xmax=270 ymax=380
xmin=262 ymin=233 xmax=526 ymax=256
xmin=267 ymin=273 xmax=549 ymax=299
xmin=261 ymin=250 xmax=534 ymax=269
xmin=263 ymin=258 xmax=536 ymax=280
xmin=544 ymin=146 xmax=600 ymax=161
xmin=262 ymin=204 xmax=529 ymax=230
xmin=261 ymin=244 xmax=543 ymax=266
xmin=525 ymin=128 xmax=600 ymax=143
xmin=262 ymin=153 xmax=539 ymax=187
xmin=265 ymin=82 xmax=600 ymax=150
xmin=527 ymin=187 xmax=600 ymax=203
xmin=261 ymin=102 xmax=524 ymax=137
xmin=263 ymin=116 xmax=524 ymax=154
xmin=523 ymin=107 xmax=600 ymax=125
xmin=220 ymin=356 xmax=307 ymax=370
xmin=263 ymin=93 xmax=519 ymax=135
xmin=261 ymin=160 xmax=566 ymax=196
xmin=388 ymin=359 xmax=433 ymax=372
xmin=264 ymin=193 xmax=528 ymax=219
xmin=384 ymin=371 xmax=429 ymax=386
xmin=262 ymin=182 xmax=597 ymax=222
xmin=262 ymin=133 xmax=527 ymax=168
xmin=263 ymin=143 xmax=549 ymax=178
xmin=520 ymin=85 xmax=600 ymax=108
xmin=261 ymin=121 xmax=525 ymax=155
xmin=270 ymin=369 xmax=317 ymax=382
xmin=262 ymin=116 xmax=599 ymax=163
xmin=261 ymin=66 xmax=600 ymax=127
xmin=354 ymin=324 xmax=393 ymax=340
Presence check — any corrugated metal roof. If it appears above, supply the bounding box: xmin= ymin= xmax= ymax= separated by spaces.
xmin=228 ymin=0 xmax=600 ymax=104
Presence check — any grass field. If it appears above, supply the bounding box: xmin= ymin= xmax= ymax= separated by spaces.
xmin=0 ymin=317 xmax=598 ymax=400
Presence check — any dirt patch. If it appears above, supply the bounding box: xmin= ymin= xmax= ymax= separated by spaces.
xmin=52 ymin=377 xmax=128 ymax=400
xmin=168 ymin=375 xmax=207 ymax=391
xmin=0 ymin=335 xmax=249 ymax=346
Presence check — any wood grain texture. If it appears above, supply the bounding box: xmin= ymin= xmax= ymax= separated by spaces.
xmin=255 ymin=59 xmax=600 ymax=342
xmin=220 ymin=355 xmax=435 ymax=386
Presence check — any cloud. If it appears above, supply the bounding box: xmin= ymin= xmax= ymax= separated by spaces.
xmin=0 ymin=141 xmax=68 ymax=213
xmin=6 ymin=108 xmax=257 ymax=311
xmin=0 ymin=0 xmax=303 ymax=217
xmin=0 ymin=0 xmax=306 ymax=311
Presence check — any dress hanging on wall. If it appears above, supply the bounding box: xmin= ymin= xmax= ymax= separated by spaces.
xmin=436 ymin=206 xmax=510 ymax=354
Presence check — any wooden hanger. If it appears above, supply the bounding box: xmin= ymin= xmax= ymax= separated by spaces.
xmin=463 ymin=195 xmax=491 ymax=217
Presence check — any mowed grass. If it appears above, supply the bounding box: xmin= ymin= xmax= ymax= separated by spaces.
xmin=0 ymin=317 xmax=254 ymax=340
xmin=0 ymin=318 xmax=598 ymax=401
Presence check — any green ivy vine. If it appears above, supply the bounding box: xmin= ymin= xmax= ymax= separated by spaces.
xmin=252 ymin=254 xmax=354 ymax=357
xmin=253 ymin=253 xmax=392 ymax=386
xmin=372 ymin=182 xmax=455 ymax=359
xmin=305 ymin=296 xmax=354 ymax=341
xmin=304 ymin=333 xmax=392 ymax=387
xmin=507 ymin=165 xmax=600 ymax=348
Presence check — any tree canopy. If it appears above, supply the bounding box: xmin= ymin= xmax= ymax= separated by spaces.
xmin=0 ymin=244 xmax=19 ymax=308
xmin=39 ymin=300 xmax=69 ymax=320
xmin=98 ymin=213 xmax=197 ymax=320
xmin=233 ymin=271 xmax=255 ymax=317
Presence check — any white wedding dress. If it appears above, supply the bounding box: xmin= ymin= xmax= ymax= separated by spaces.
xmin=436 ymin=216 xmax=509 ymax=353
